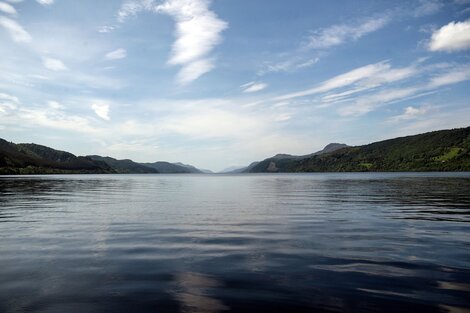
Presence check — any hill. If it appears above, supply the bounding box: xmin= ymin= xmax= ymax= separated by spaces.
xmin=173 ymin=162 xmax=209 ymax=173
xmin=240 ymin=143 xmax=348 ymax=173
xmin=87 ymin=155 xmax=158 ymax=174
xmin=140 ymin=161 xmax=203 ymax=174
xmin=2 ymin=127 xmax=469 ymax=174
xmin=0 ymin=140 xmax=114 ymax=174
xmin=0 ymin=138 xmax=209 ymax=175
xmin=247 ymin=127 xmax=470 ymax=172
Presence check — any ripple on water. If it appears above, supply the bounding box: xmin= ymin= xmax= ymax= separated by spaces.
xmin=0 ymin=173 xmax=469 ymax=313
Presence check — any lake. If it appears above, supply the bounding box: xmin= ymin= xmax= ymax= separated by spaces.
xmin=0 ymin=173 xmax=469 ymax=313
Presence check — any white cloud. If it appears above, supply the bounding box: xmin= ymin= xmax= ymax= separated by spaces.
xmin=36 ymin=0 xmax=54 ymax=5
xmin=91 ymin=101 xmax=110 ymax=120
xmin=389 ymin=105 xmax=433 ymax=122
xmin=175 ymin=58 xmax=214 ymax=85
xmin=0 ymin=92 xmax=19 ymax=113
xmin=414 ymin=0 xmax=443 ymax=17
xmin=105 ymin=48 xmax=127 ymax=60
xmin=403 ymin=106 xmax=427 ymax=118
xmin=241 ymin=81 xmax=268 ymax=93
xmin=17 ymin=108 xmax=99 ymax=134
xmin=47 ymin=100 xmax=63 ymax=109
xmin=274 ymin=113 xmax=292 ymax=122
xmin=428 ymin=66 xmax=470 ymax=87
xmin=334 ymin=65 xmax=470 ymax=117
xmin=320 ymin=86 xmax=377 ymax=104
xmin=155 ymin=0 xmax=228 ymax=84
xmin=98 ymin=25 xmax=115 ymax=33
xmin=115 ymin=0 xmax=227 ymax=84
xmin=42 ymin=57 xmax=68 ymax=71
xmin=0 ymin=16 xmax=31 ymax=42
xmin=274 ymin=61 xmax=391 ymax=101
xmin=338 ymin=87 xmax=420 ymax=116
xmin=266 ymin=59 xmax=469 ymax=117
xmin=117 ymin=0 xmax=155 ymax=22
xmin=0 ymin=2 xmax=16 ymax=14
xmin=0 ymin=92 xmax=19 ymax=103
xmin=259 ymin=57 xmax=319 ymax=75
xmin=307 ymin=16 xmax=389 ymax=49
xmin=429 ymin=20 xmax=470 ymax=52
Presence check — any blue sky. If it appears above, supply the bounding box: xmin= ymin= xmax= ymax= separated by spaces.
xmin=0 ymin=0 xmax=469 ymax=171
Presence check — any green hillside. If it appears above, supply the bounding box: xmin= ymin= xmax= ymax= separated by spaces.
xmin=248 ymin=127 xmax=470 ymax=172
xmin=0 ymin=140 xmax=114 ymax=174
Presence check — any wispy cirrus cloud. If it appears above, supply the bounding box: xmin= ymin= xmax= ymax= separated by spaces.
xmin=428 ymin=65 xmax=470 ymax=87
xmin=0 ymin=92 xmax=19 ymax=113
xmin=36 ymin=0 xmax=54 ymax=6
xmin=338 ymin=87 xmax=422 ymax=116
xmin=336 ymin=65 xmax=470 ymax=116
xmin=259 ymin=57 xmax=319 ymax=75
xmin=0 ymin=92 xmax=19 ymax=103
xmin=261 ymin=58 xmax=469 ymax=117
xmin=273 ymin=61 xmax=394 ymax=101
xmin=98 ymin=25 xmax=115 ymax=33
xmin=0 ymin=16 xmax=31 ymax=42
xmin=105 ymin=48 xmax=127 ymax=60
xmin=413 ymin=0 xmax=443 ymax=17
xmin=241 ymin=81 xmax=268 ymax=93
xmin=306 ymin=16 xmax=390 ymax=49
xmin=428 ymin=20 xmax=470 ymax=52
xmin=259 ymin=2 xmax=445 ymax=78
xmin=0 ymin=97 xmax=101 ymax=135
xmin=0 ymin=2 xmax=16 ymax=15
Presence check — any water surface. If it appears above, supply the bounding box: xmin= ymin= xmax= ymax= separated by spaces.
xmin=0 ymin=173 xmax=469 ymax=313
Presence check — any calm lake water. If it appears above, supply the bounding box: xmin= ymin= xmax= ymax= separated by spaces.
xmin=0 ymin=173 xmax=469 ymax=313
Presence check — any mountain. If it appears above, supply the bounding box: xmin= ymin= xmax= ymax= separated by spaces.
xmin=0 ymin=138 xmax=209 ymax=175
xmin=318 ymin=143 xmax=349 ymax=154
xmin=247 ymin=127 xmax=470 ymax=172
xmin=238 ymin=143 xmax=348 ymax=173
xmin=140 ymin=161 xmax=199 ymax=173
xmin=173 ymin=162 xmax=208 ymax=173
xmin=270 ymin=143 xmax=349 ymax=161
xmin=220 ymin=165 xmax=246 ymax=173
xmin=223 ymin=161 xmax=260 ymax=173
xmin=87 ymin=155 xmax=158 ymax=174
xmin=0 ymin=139 xmax=114 ymax=174
xmin=199 ymin=169 xmax=214 ymax=174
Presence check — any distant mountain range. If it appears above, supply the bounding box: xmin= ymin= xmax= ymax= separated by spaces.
xmin=1 ymin=126 xmax=469 ymax=174
xmin=139 ymin=161 xmax=210 ymax=174
xmin=0 ymin=139 xmax=207 ymax=174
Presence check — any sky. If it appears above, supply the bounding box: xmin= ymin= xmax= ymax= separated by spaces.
xmin=0 ymin=0 xmax=469 ymax=172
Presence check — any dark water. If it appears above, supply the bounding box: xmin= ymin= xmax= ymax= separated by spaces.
xmin=1 ymin=173 xmax=470 ymax=313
